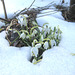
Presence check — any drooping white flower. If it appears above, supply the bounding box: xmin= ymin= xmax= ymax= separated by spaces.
xmin=45 ymin=27 xmax=50 ymax=34
xmin=32 ymin=42 xmax=34 ymax=47
xmin=21 ymin=19 xmax=27 ymax=26
xmin=35 ymin=43 xmax=41 ymax=48
xmin=44 ymin=26 xmax=50 ymax=34
xmin=39 ymin=27 xmax=42 ymax=32
xmin=43 ymin=41 xmax=49 ymax=49
xmin=31 ymin=33 xmax=34 ymax=37
xmin=43 ymin=27 xmax=50 ymax=38
xmin=51 ymin=40 xmax=56 ymax=48
xmin=32 ymin=21 xmax=37 ymax=25
xmin=18 ymin=15 xmax=27 ymax=26
xmin=26 ymin=35 xmax=29 ymax=39
xmin=20 ymin=32 xmax=26 ymax=39
xmin=54 ymin=33 xmax=57 ymax=39
xmin=43 ymin=31 xmax=47 ymax=38
xmin=32 ymin=39 xmax=38 ymax=47
xmin=40 ymin=34 xmax=44 ymax=41
xmin=33 ymin=29 xmax=37 ymax=35
xmin=32 ymin=59 xmax=37 ymax=64
xmin=47 ymin=28 xmax=50 ymax=34
xmin=31 ymin=30 xmax=37 ymax=37
xmin=31 ymin=47 xmax=38 ymax=57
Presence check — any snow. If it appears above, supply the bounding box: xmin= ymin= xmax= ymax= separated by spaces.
xmin=0 ymin=0 xmax=75 ymax=75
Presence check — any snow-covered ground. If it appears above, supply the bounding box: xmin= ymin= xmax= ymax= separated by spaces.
xmin=0 ymin=0 xmax=75 ymax=75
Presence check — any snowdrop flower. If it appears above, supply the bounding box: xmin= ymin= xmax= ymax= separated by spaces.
xmin=47 ymin=28 xmax=50 ymax=34
xmin=26 ymin=35 xmax=29 ymax=39
xmin=54 ymin=33 xmax=57 ymax=39
xmin=32 ymin=42 xmax=34 ymax=47
xmin=33 ymin=29 xmax=37 ymax=34
xmin=51 ymin=32 xmax=54 ymax=35
xmin=21 ymin=19 xmax=27 ymax=26
xmin=43 ymin=31 xmax=46 ymax=38
xmin=40 ymin=34 xmax=44 ymax=41
xmin=32 ymin=39 xmax=38 ymax=46
xmin=45 ymin=26 xmax=50 ymax=34
xmin=13 ymin=30 xmax=16 ymax=33
xmin=51 ymin=40 xmax=56 ymax=48
xmin=43 ymin=27 xmax=50 ymax=37
xmin=20 ymin=32 xmax=26 ymax=39
xmin=32 ymin=21 xmax=37 ymax=25
xmin=31 ymin=47 xmax=38 ymax=57
xmin=18 ymin=15 xmax=27 ymax=26
xmin=32 ymin=59 xmax=37 ymax=64
xmin=46 ymin=27 xmax=50 ymax=34
xmin=31 ymin=30 xmax=37 ymax=37
xmin=43 ymin=41 xmax=49 ymax=49
xmin=39 ymin=27 xmax=42 ymax=32
xmin=35 ymin=43 xmax=41 ymax=48
xmin=31 ymin=33 xmax=34 ymax=37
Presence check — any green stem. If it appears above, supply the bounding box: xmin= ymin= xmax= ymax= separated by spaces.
xmin=10 ymin=36 xmax=19 ymax=45
xmin=22 ymin=39 xmax=30 ymax=46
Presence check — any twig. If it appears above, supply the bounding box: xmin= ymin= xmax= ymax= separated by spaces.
xmin=40 ymin=10 xmax=57 ymax=14
xmin=6 ymin=35 xmax=11 ymax=45
xmin=1 ymin=0 xmax=8 ymax=19
xmin=70 ymin=4 xmax=75 ymax=8
xmin=11 ymin=0 xmax=35 ymax=19
xmin=11 ymin=8 xmax=27 ymax=19
xmin=28 ymin=0 xmax=35 ymax=9
xmin=37 ymin=11 xmax=58 ymax=18
xmin=11 ymin=2 xmax=55 ymax=19
xmin=0 ymin=17 xmax=10 ymax=23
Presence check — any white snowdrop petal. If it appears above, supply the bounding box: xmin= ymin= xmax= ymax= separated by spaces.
xmin=32 ymin=59 xmax=37 ymax=64
xmin=33 ymin=29 xmax=37 ymax=34
xmin=17 ymin=15 xmax=23 ymax=24
xmin=43 ymin=41 xmax=49 ymax=49
xmin=44 ymin=31 xmax=47 ymax=37
xmin=35 ymin=43 xmax=41 ymax=48
xmin=26 ymin=35 xmax=29 ymax=39
xmin=51 ymin=40 xmax=54 ymax=47
xmin=17 ymin=15 xmax=27 ymax=26
xmin=32 ymin=21 xmax=37 ymax=25
xmin=32 ymin=39 xmax=38 ymax=47
xmin=44 ymin=26 xmax=50 ymax=34
xmin=48 ymin=28 xmax=50 ymax=34
xmin=20 ymin=32 xmax=26 ymax=39
xmin=21 ymin=19 xmax=28 ymax=26
xmin=32 ymin=42 xmax=34 ymax=47
xmin=31 ymin=33 xmax=34 ymax=37
xmin=31 ymin=47 xmax=38 ymax=57
xmin=22 ymin=20 xmax=26 ymax=26
xmin=51 ymin=40 xmax=56 ymax=48
xmin=55 ymin=33 xmax=57 ymax=38
xmin=13 ymin=31 xmax=16 ymax=33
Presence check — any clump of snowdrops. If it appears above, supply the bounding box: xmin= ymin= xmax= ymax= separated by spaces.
xmin=6 ymin=15 xmax=62 ymax=64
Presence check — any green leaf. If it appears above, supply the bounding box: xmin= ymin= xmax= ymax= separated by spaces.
xmin=30 ymin=26 xmax=38 ymax=34
xmin=43 ymin=23 xmax=49 ymax=27
xmin=21 ymin=30 xmax=29 ymax=35
xmin=0 ymin=28 xmax=4 ymax=32
xmin=33 ymin=59 xmax=42 ymax=64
